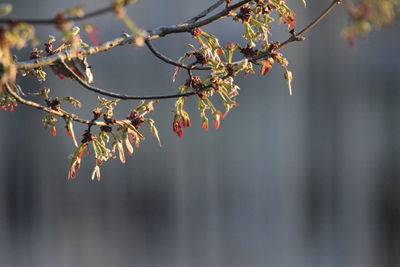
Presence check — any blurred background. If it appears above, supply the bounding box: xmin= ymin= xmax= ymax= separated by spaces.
xmin=1 ymin=1 xmax=400 ymax=266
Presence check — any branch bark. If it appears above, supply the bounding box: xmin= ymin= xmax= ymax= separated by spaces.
xmin=11 ymin=0 xmax=343 ymax=104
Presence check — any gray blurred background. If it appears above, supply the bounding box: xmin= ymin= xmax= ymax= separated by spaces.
xmin=1 ymin=1 xmax=400 ymax=266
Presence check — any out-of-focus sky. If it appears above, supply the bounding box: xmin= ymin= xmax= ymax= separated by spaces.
xmin=1 ymin=1 xmax=400 ymax=267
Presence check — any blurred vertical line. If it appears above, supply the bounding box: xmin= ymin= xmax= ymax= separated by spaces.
xmin=204 ymin=141 xmax=222 ymax=267
xmin=173 ymin=141 xmax=190 ymax=267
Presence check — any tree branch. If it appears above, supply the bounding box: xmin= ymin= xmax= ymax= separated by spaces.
xmin=15 ymin=0 xmax=252 ymax=71
xmin=278 ymin=0 xmax=343 ymax=50
xmin=60 ymin=60 xmax=201 ymax=100
xmin=13 ymin=0 xmax=343 ymax=103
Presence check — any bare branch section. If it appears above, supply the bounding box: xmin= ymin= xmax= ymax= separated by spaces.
xmin=16 ymin=34 xmax=134 ymax=70
xmin=0 ymin=2 xmax=130 ymax=25
xmin=4 ymin=83 xmax=126 ymax=126
xmin=144 ymin=39 xmax=211 ymax=70
xmin=60 ymin=60 xmax=199 ymax=100
xmin=185 ymin=0 xmax=226 ymax=24
xmin=278 ymin=0 xmax=343 ymax=50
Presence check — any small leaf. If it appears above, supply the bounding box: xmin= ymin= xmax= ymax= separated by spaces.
xmin=117 ymin=142 xmax=126 ymax=163
xmin=284 ymin=70 xmax=293 ymax=96
xmin=91 ymin=165 xmax=101 ymax=181
xmin=149 ymin=121 xmax=162 ymax=147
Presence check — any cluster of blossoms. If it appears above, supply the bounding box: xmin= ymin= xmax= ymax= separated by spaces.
xmin=0 ymin=0 xmax=398 ymax=180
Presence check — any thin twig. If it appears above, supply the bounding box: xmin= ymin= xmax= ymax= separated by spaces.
xmin=15 ymin=0 xmax=252 ymax=70
xmin=16 ymin=34 xmax=134 ymax=70
xmin=0 ymin=4 xmax=125 ymax=25
xmin=149 ymin=0 xmax=252 ymax=38
xmin=4 ymin=83 xmax=116 ymax=126
xmin=252 ymin=0 xmax=342 ymax=61
xmin=60 ymin=60 xmax=199 ymax=100
xmin=144 ymin=39 xmax=211 ymax=70
xmin=185 ymin=0 xmax=226 ymax=24
xmin=278 ymin=0 xmax=343 ymax=50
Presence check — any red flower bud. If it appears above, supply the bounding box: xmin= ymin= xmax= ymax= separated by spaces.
xmin=51 ymin=126 xmax=57 ymax=136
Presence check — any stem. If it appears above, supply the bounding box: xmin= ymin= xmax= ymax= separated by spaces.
xmin=278 ymin=0 xmax=343 ymax=50
xmin=144 ymin=39 xmax=210 ymax=70
xmin=252 ymin=0 xmax=342 ymax=61
xmin=185 ymin=0 xmax=226 ymax=24
xmin=60 ymin=60 xmax=199 ymax=100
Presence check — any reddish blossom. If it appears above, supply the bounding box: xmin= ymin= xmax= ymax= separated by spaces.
xmin=9 ymin=104 xmax=15 ymax=112
xmin=191 ymin=27 xmax=203 ymax=37
xmin=202 ymin=121 xmax=209 ymax=131
xmin=51 ymin=126 xmax=57 ymax=137
xmin=284 ymin=15 xmax=296 ymax=29
xmin=182 ymin=117 xmax=191 ymax=128
xmin=173 ymin=120 xmax=184 ymax=137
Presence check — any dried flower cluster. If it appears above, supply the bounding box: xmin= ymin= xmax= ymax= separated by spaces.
xmin=0 ymin=0 xmax=398 ymax=180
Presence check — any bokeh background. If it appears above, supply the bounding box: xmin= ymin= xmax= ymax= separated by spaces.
xmin=1 ymin=1 xmax=400 ymax=266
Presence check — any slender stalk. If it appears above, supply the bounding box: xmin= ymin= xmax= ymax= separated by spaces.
xmin=149 ymin=0 xmax=252 ymax=38
xmin=278 ymin=0 xmax=343 ymax=50
xmin=252 ymin=0 xmax=342 ymax=61
xmin=4 ymin=83 xmax=119 ymax=126
xmin=144 ymin=39 xmax=211 ymax=70
xmin=0 ymin=4 xmax=123 ymax=25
